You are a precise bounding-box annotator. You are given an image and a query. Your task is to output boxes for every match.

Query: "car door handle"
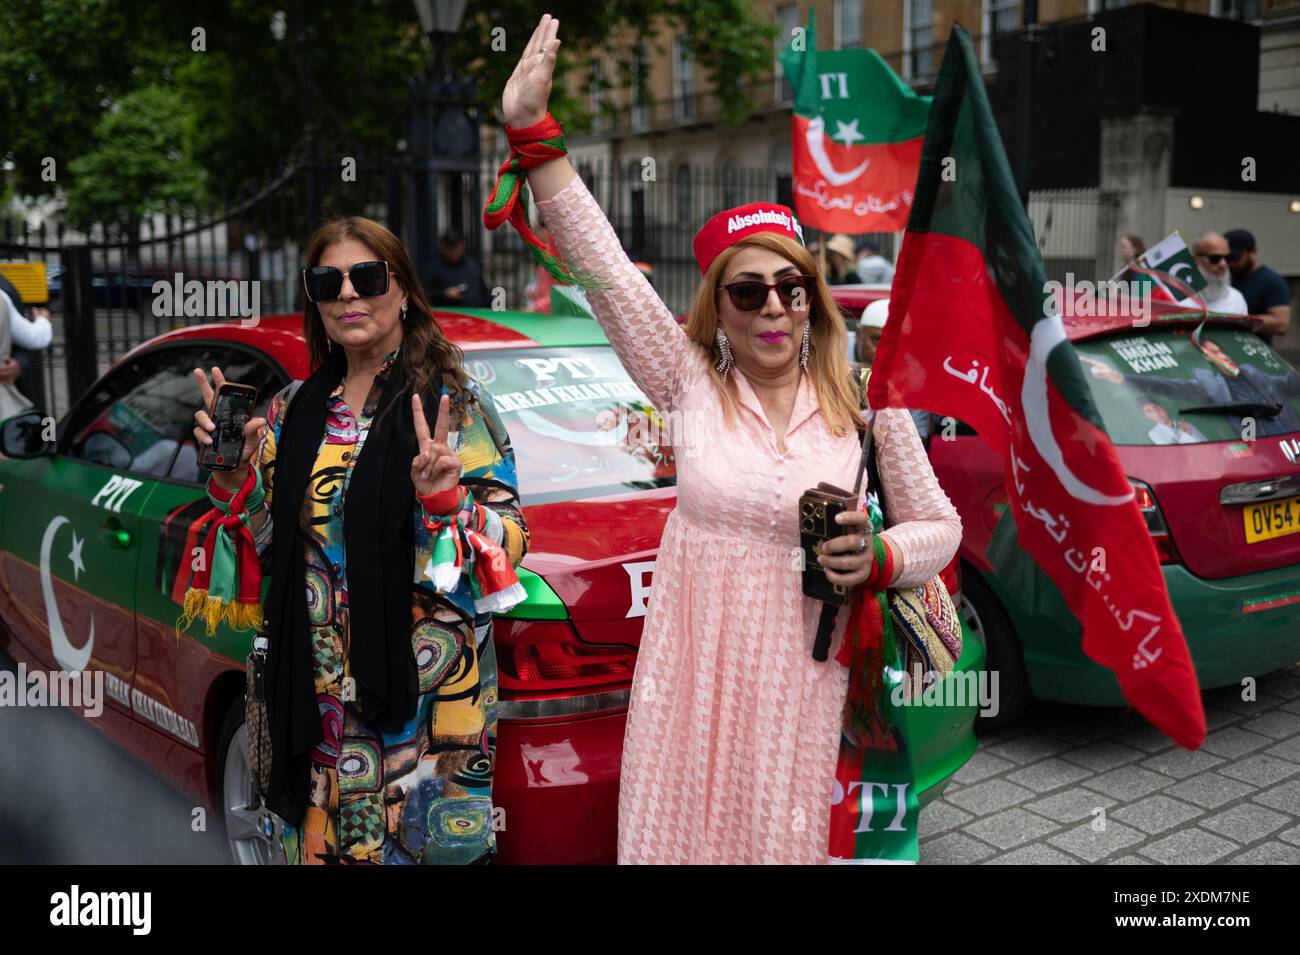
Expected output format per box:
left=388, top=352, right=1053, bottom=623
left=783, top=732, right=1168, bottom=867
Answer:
left=98, top=521, right=132, bottom=549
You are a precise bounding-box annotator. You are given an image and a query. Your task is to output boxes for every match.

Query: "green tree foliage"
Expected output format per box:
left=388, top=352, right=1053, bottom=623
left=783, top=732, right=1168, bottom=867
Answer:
left=63, top=85, right=207, bottom=233
left=2, top=0, right=775, bottom=221
left=0, top=0, right=144, bottom=197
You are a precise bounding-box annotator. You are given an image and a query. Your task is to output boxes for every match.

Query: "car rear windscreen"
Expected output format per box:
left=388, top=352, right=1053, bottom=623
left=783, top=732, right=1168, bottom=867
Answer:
left=1074, top=326, right=1300, bottom=445
left=472, top=346, right=677, bottom=504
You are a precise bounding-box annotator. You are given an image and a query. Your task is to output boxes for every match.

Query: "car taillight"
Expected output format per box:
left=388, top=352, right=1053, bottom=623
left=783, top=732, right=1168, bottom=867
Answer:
left=493, top=617, right=635, bottom=721
left=1129, top=478, right=1179, bottom=565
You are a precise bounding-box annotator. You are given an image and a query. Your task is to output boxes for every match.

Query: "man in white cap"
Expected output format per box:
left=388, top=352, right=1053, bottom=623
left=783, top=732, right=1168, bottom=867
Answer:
left=857, top=297, right=931, bottom=439
left=856, top=297, right=890, bottom=367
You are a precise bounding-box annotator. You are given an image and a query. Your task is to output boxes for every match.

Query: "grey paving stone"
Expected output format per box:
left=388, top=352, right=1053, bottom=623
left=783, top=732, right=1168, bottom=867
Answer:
left=1163, top=773, right=1258, bottom=810
left=1081, top=765, right=1174, bottom=801
left=1262, top=735, right=1300, bottom=763
left=1228, top=843, right=1300, bottom=864
left=981, top=733, right=1072, bottom=766
left=1111, top=795, right=1205, bottom=835
left=1282, top=699, right=1300, bottom=717
left=952, top=748, right=1017, bottom=785
left=1110, top=855, right=1154, bottom=865
left=1005, top=757, right=1095, bottom=794
left=1024, top=789, right=1116, bottom=824
left=1201, top=705, right=1245, bottom=731
left=983, top=844, right=1079, bottom=865
left=978, top=714, right=1056, bottom=742
left=1111, top=724, right=1178, bottom=755
left=1199, top=726, right=1274, bottom=759
left=1058, top=741, right=1145, bottom=773
left=944, top=778, right=1035, bottom=815
left=1259, top=673, right=1300, bottom=701
left=920, top=832, right=996, bottom=865
left=1048, top=820, right=1145, bottom=863
left=1042, top=717, right=1125, bottom=746
left=1138, top=746, right=1225, bottom=780
left=1138, top=829, right=1237, bottom=865
left=964, top=808, right=1061, bottom=850
left=1238, top=710, right=1300, bottom=740
left=1251, top=779, right=1300, bottom=815
left=919, top=799, right=973, bottom=834
left=1199, top=804, right=1291, bottom=844
left=1206, top=691, right=1287, bottom=716
left=1279, top=825, right=1300, bottom=848
left=1218, top=754, right=1300, bottom=788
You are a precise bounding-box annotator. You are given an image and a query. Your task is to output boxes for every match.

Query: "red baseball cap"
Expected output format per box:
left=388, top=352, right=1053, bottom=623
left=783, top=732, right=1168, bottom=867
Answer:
left=692, top=202, right=806, bottom=275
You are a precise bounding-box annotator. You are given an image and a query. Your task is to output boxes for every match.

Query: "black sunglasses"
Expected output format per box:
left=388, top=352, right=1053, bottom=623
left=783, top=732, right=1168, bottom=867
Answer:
left=717, top=275, right=815, bottom=312
left=302, top=260, right=390, bottom=302
left=1196, top=253, right=1232, bottom=265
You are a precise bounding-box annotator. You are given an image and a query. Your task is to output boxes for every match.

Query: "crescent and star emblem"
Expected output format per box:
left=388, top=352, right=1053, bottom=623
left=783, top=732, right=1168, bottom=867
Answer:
left=805, top=116, right=871, bottom=186
left=39, top=515, right=95, bottom=672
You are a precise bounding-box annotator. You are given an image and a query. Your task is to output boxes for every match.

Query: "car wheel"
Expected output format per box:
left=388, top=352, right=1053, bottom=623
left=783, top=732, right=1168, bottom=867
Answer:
left=960, top=564, right=1032, bottom=733
left=216, top=702, right=288, bottom=865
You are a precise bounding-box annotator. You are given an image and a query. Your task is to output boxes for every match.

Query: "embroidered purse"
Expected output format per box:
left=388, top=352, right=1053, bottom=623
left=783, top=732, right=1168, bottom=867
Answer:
left=858, top=375, right=962, bottom=700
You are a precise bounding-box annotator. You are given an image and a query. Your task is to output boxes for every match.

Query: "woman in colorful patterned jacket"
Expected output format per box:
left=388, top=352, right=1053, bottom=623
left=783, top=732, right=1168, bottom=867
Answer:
left=496, top=15, right=960, bottom=864
left=190, top=216, right=528, bottom=864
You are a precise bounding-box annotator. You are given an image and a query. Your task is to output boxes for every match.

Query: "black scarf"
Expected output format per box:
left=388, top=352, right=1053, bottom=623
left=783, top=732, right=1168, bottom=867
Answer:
left=261, top=345, right=442, bottom=827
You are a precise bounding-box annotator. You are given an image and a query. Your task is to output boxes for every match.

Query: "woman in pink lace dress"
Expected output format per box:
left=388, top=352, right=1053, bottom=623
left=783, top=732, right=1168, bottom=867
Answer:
left=504, top=16, right=961, bottom=864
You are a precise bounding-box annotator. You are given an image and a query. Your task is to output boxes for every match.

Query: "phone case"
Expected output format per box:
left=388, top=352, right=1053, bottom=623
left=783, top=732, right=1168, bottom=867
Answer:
left=201, top=383, right=257, bottom=472
left=799, top=481, right=858, bottom=605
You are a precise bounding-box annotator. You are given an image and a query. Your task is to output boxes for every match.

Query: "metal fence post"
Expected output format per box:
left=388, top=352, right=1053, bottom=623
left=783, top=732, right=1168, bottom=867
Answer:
left=60, top=245, right=98, bottom=404
left=24, top=348, right=47, bottom=412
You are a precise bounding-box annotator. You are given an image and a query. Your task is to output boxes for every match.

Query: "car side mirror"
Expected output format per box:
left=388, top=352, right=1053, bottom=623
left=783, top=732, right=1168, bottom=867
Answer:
left=0, top=409, right=55, bottom=459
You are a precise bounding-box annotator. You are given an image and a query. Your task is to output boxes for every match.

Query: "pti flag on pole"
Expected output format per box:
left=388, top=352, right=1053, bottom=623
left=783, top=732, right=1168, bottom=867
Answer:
left=868, top=27, right=1205, bottom=749
left=778, top=10, right=929, bottom=233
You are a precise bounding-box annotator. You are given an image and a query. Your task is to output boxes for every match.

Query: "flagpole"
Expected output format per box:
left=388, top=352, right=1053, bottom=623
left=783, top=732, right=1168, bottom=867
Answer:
left=817, top=231, right=828, bottom=279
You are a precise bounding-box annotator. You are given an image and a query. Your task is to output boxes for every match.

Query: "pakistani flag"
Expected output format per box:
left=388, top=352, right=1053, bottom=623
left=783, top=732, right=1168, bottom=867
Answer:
left=779, top=11, right=929, bottom=233
left=1121, top=231, right=1208, bottom=305
left=868, top=27, right=1206, bottom=750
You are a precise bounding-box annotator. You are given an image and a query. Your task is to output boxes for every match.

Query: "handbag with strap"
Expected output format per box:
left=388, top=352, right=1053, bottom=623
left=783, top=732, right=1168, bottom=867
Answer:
left=242, top=378, right=304, bottom=797
left=862, top=415, right=963, bottom=699
left=246, top=633, right=273, bottom=795
left=812, top=370, right=961, bottom=697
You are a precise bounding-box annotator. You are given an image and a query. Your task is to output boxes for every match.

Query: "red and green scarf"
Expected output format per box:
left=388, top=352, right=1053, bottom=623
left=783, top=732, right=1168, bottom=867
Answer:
left=828, top=463, right=920, bottom=864
left=178, top=466, right=265, bottom=636
left=482, top=112, right=606, bottom=292
left=420, top=485, right=526, bottom=615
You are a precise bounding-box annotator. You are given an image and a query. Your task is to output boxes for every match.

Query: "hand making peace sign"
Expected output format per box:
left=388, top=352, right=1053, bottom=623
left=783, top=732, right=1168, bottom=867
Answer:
left=411, top=392, right=462, bottom=498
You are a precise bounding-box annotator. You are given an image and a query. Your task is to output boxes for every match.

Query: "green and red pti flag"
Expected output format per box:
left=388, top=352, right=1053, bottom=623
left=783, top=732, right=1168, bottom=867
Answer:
left=779, top=11, right=929, bottom=233
left=869, top=27, right=1205, bottom=749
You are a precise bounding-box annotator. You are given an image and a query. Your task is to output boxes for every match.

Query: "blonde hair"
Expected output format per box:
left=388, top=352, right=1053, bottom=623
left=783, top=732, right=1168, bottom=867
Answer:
left=684, top=231, right=862, bottom=435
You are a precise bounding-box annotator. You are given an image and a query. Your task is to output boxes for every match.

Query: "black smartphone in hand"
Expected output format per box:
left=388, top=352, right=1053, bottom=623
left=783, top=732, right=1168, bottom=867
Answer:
left=200, top=381, right=258, bottom=471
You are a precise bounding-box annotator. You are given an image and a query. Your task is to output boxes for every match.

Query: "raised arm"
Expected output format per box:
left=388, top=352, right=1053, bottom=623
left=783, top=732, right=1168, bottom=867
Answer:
left=502, top=14, right=697, bottom=412
left=873, top=407, right=962, bottom=588
left=1, top=290, right=53, bottom=350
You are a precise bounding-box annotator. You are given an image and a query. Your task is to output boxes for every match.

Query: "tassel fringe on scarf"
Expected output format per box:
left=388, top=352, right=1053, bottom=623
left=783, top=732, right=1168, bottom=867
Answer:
left=483, top=112, right=608, bottom=293
left=177, top=467, right=265, bottom=637
left=421, top=486, right=526, bottom=615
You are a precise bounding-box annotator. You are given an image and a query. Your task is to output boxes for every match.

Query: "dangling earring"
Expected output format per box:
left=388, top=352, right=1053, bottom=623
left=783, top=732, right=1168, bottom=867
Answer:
left=401, top=301, right=409, bottom=321
left=715, top=328, right=734, bottom=381
left=799, top=321, right=811, bottom=370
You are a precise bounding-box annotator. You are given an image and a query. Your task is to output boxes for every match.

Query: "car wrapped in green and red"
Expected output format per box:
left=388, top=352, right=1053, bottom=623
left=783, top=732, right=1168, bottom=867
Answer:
left=880, top=295, right=1300, bottom=728
left=0, top=307, right=982, bottom=863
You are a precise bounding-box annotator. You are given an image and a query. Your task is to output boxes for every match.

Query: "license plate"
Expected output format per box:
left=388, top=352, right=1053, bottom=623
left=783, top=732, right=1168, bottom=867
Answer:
left=1243, top=495, right=1300, bottom=544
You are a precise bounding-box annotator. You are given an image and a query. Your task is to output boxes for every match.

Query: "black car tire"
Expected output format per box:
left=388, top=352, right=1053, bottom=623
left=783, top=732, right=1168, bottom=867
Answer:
left=960, top=563, right=1032, bottom=733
